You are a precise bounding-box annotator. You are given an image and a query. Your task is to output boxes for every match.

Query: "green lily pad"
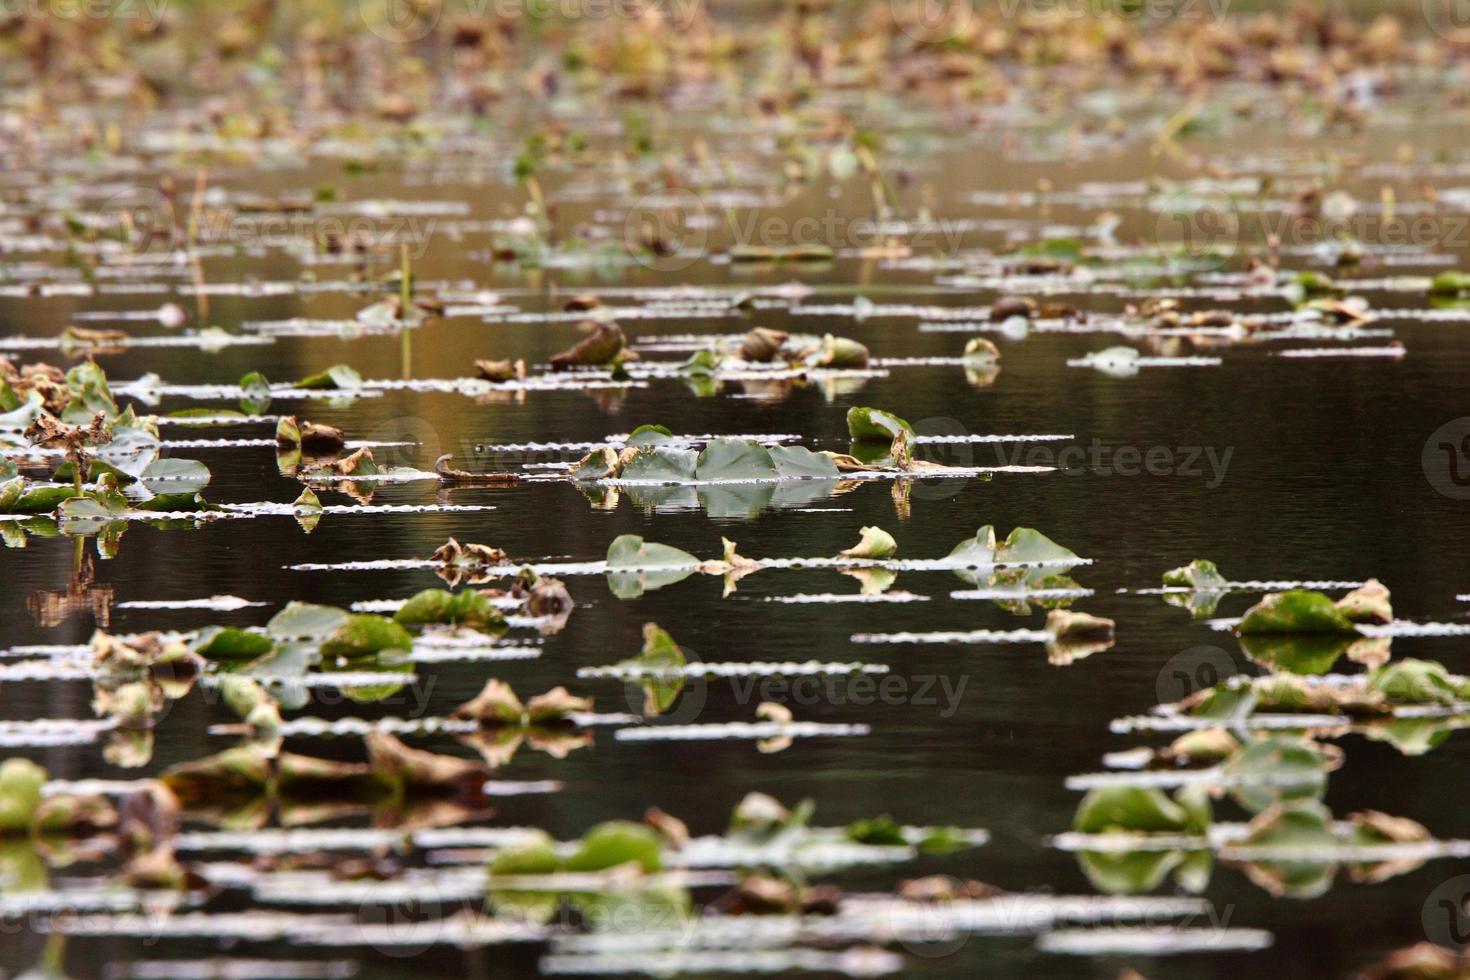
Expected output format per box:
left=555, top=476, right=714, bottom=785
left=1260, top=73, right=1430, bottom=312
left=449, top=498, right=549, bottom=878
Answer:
left=846, top=406, right=913, bottom=442
left=194, top=627, right=276, bottom=661
left=768, top=444, right=840, bottom=478
left=0, top=758, right=46, bottom=834
left=1236, top=590, right=1359, bottom=635
left=564, top=821, right=663, bottom=874
left=320, top=614, right=413, bottom=660
left=694, top=438, right=776, bottom=480
left=620, top=447, right=698, bottom=482
left=267, top=602, right=349, bottom=642
left=1163, top=559, right=1226, bottom=590
left=394, top=589, right=502, bottom=629
left=296, top=364, right=363, bottom=390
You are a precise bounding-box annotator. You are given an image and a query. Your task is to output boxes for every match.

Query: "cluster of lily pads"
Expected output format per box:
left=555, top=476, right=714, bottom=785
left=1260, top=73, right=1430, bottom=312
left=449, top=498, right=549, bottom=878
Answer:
left=1055, top=565, right=1470, bottom=932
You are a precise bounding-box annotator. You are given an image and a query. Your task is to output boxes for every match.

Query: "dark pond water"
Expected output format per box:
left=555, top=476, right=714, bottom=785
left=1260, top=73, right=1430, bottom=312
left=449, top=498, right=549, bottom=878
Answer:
left=4, top=99, right=1470, bottom=979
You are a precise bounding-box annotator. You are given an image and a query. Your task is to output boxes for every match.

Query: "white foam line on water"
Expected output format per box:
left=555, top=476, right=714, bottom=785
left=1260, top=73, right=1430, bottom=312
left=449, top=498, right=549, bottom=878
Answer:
left=474, top=434, right=801, bottom=452
left=1128, top=579, right=1365, bottom=594
left=870, top=356, right=986, bottom=366
left=1064, top=767, right=1323, bottom=791
left=1275, top=346, right=1406, bottom=358
left=1066, top=356, right=1223, bottom=368
left=539, top=949, right=904, bottom=976
left=579, top=661, right=889, bottom=679
left=406, top=645, right=542, bottom=664
left=197, top=672, right=422, bottom=690
left=1109, top=713, right=1349, bottom=734
left=1037, top=928, right=1273, bottom=956
left=951, top=587, right=1094, bottom=601
left=1218, top=840, right=1470, bottom=862
left=287, top=556, right=1092, bottom=575
left=912, top=433, right=1073, bottom=444
left=174, top=826, right=548, bottom=854
left=248, top=713, right=633, bottom=738
left=765, top=592, right=929, bottom=604
left=117, top=595, right=267, bottom=610
left=43, top=778, right=158, bottom=797
left=0, top=718, right=116, bottom=747
left=127, top=958, right=359, bottom=980
left=154, top=414, right=277, bottom=427
left=594, top=466, right=1053, bottom=486
left=349, top=596, right=526, bottom=612
left=0, top=889, right=191, bottom=915
left=1359, top=621, right=1470, bottom=637
left=0, top=661, right=94, bottom=681
left=0, top=334, right=273, bottom=351
left=221, top=502, right=496, bottom=517
left=852, top=628, right=1053, bottom=645
left=614, top=721, right=870, bottom=741
left=0, top=439, right=402, bottom=457
left=44, top=911, right=552, bottom=944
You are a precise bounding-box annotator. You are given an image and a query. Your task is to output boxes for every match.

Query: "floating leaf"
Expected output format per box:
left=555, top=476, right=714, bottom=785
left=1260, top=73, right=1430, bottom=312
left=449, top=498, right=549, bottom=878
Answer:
left=454, top=679, right=526, bottom=726
left=1162, top=559, right=1226, bottom=590
left=695, top=437, right=776, bottom=480
left=193, top=627, right=275, bottom=661
left=626, top=424, right=674, bottom=447
left=0, top=758, right=45, bottom=834
left=1336, top=579, right=1392, bottom=625
left=620, top=446, right=698, bottom=482
left=489, top=831, right=560, bottom=875
left=295, top=364, right=363, bottom=391
left=839, top=526, right=897, bottom=560
left=606, top=535, right=699, bottom=598
left=1074, top=785, right=1210, bottom=835
left=1236, top=590, right=1359, bottom=635
left=846, top=407, right=913, bottom=442
left=393, top=589, right=503, bottom=629
left=564, top=821, right=663, bottom=874
left=319, top=615, right=413, bottom=660
left=266, top=601, right=348, bottom=641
